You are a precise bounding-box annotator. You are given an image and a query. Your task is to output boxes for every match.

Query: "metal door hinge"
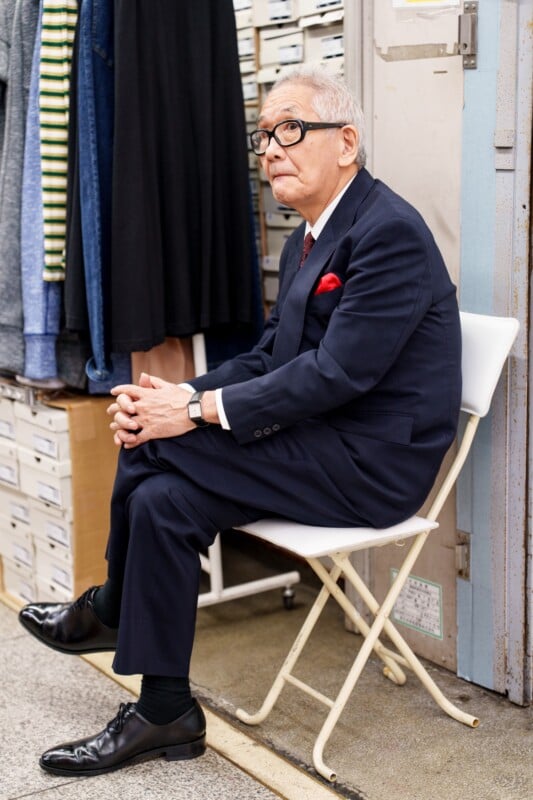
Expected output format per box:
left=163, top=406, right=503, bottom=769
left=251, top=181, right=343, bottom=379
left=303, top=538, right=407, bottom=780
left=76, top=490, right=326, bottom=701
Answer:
left=456, top=531, right=471, bottom=580
left=459, top=1, right=478, bottom=69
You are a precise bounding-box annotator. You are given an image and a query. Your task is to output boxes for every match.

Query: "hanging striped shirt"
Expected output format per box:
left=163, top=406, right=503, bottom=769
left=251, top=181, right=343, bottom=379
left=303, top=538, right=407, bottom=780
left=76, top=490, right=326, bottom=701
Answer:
left=39, top=0, right=78, bottom=281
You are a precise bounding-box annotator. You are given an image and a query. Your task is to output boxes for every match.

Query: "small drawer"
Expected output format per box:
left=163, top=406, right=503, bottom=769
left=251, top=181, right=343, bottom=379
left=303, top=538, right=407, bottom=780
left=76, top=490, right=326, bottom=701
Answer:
left=18, top=446, right=72, bottom=509
left=30, top=500, right=74, bottom=552
left=0, top=486, right=31, bottom=526
left=34, top=541, right=74, bottom=593
left=0, top=397, right=16, bottom=441
left=1, top=557, right=36, bottom=604
left=0, top=522, right=34, bottom=569
left=0, top=439, right=19, bottom=490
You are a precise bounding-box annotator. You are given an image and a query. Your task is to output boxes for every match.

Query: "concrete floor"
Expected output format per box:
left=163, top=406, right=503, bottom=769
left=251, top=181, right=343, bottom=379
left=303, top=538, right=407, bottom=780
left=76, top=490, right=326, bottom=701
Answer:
left=2, top=532, right=533, bottom=800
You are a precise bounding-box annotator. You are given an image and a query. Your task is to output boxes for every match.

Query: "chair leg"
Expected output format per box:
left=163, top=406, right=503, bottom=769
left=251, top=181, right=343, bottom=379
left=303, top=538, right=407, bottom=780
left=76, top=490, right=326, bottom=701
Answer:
left=309, top=557, right=407, bottom=686
left=236, top=562, right=344, bottom=726
left=338, top=552, right=480, bottom=729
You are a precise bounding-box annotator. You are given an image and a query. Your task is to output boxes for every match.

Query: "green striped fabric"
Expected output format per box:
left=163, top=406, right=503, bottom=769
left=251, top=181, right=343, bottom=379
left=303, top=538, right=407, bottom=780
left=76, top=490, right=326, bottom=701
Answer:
left=39, top=0, right=78, bottom=281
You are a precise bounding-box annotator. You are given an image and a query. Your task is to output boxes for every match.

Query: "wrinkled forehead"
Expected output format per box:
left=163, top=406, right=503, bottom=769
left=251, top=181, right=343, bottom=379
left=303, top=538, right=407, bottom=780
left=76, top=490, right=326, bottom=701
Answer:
left=258, top=83, right=317, bottom=126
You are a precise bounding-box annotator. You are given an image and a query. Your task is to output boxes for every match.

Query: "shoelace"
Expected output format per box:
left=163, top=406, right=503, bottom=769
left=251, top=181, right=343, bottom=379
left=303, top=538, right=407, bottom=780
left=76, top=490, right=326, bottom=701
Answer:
left=107, top=702, right=135, bottom=734
left=71, top=586, right=98, bottom=611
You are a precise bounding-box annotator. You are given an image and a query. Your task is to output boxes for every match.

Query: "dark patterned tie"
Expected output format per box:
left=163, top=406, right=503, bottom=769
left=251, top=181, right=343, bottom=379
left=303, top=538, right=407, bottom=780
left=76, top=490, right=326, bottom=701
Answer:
left=299, top=231, right=315, bottom=267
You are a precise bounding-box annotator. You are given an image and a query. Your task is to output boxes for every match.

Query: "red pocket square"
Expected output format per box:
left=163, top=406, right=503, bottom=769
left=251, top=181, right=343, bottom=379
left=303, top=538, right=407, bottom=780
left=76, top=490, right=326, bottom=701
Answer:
left=314, top=272, right=343, bottom=295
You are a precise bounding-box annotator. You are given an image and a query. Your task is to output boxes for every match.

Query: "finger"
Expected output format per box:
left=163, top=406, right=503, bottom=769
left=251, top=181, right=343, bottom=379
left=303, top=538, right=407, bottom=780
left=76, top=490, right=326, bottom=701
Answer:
left=138, top=372, right=152, bottom=388
left=114, top=410, right=142, bottom=430
left=110, top=383, right=143, bottom=399
left=106, top=401, right=120, bottom=417
left=115, top=392, right=138, bottom=414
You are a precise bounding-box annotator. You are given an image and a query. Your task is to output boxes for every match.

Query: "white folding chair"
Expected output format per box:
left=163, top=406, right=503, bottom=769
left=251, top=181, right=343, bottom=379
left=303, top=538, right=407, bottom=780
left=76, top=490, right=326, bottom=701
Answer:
left=234, top=311, right=520, bottom=782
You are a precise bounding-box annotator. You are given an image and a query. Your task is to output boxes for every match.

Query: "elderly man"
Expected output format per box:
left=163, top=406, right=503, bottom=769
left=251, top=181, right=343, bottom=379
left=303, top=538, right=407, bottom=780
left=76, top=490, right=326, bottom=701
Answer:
left=19, top=66, right=461, bottom=776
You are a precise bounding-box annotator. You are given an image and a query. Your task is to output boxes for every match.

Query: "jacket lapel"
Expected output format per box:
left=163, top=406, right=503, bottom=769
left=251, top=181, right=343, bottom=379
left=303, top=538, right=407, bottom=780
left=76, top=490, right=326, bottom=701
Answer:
left=271, top=169, right=375, bottom=367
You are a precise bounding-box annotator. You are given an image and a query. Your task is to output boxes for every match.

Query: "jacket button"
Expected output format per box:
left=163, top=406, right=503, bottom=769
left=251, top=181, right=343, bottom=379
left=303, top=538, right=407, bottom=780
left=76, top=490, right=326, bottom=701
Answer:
left=272, top=423, right=280, bottom=431
left=254, top=429, right=262, bottom=438
left=263, top=427, right=272, bottom=435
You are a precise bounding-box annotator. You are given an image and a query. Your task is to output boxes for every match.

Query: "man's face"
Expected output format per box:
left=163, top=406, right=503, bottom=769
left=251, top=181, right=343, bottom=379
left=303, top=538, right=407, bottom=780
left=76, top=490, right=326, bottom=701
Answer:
left=257, top=83, right=349, bottom=223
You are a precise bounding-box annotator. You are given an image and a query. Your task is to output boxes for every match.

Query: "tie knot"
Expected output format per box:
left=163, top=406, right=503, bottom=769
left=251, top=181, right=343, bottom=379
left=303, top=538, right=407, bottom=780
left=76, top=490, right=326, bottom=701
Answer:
left=299, top=232, right=315, bottom=267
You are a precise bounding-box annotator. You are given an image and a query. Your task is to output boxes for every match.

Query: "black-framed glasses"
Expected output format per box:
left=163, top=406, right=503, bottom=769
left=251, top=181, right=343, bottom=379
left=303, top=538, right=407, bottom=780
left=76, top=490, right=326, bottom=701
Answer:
left=249, top=118, right=347, bottom=156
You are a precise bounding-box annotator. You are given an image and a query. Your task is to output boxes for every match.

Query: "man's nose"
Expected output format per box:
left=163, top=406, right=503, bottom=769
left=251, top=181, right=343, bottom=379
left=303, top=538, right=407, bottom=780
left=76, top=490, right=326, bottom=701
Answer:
left=263, top=134, right=285, bottom=159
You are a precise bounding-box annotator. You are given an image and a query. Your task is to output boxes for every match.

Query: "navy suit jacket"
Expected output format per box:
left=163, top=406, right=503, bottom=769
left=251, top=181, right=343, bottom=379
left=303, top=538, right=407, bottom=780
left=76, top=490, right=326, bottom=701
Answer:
left=192, top=168, right=461, bottom=526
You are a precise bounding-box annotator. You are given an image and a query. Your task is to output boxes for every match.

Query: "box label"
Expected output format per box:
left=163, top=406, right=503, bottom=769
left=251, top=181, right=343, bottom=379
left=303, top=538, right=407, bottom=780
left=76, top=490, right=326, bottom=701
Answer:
left=279, top=43, right=303, bottom=64
left=391, top=569, right=443, bottom=639
left=37, top=481, right=61, bottom=506
left=45, top=519, right=70, bottom=548
left=321, top=34, right=344, bottom=59
left=52, top=564, right=72, bottom=591
left=10, top=501, right=30, bottom=524
left=33, top=433, right=58, bottom=459
left=0, top=464, right=17, bottom=486
left=0, top=420, right=15, bottom=439
left=269, top=0, right=292, bottom=21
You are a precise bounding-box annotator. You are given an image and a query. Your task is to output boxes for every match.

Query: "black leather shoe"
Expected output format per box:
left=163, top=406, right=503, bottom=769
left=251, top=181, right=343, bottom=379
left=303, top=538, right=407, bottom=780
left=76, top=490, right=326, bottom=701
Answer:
left=18, top=586, right=118, bottom=655
left=40, top=701, right=206, bottom=776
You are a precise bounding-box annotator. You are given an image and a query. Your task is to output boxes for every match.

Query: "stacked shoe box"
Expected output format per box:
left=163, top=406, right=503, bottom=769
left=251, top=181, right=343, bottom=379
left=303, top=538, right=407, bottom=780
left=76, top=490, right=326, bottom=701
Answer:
left=0, top=392, right=117, bottom=605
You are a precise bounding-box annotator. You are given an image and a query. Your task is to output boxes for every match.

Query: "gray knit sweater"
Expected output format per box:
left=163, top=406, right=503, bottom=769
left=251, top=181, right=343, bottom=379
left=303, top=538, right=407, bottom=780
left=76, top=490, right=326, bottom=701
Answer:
left=0, top=0, right=39, bottom=375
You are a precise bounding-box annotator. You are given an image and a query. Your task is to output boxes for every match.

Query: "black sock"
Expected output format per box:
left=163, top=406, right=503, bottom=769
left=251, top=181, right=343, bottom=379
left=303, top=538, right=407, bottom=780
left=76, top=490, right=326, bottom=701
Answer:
left=92, top=578, right=122, bottom=628
left=136, top=675, right=194, bottom=724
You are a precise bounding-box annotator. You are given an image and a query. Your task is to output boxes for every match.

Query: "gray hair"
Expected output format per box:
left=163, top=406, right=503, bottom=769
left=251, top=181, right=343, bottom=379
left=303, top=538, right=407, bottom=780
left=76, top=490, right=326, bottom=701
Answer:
left=270, top=65, right=367, bottom=168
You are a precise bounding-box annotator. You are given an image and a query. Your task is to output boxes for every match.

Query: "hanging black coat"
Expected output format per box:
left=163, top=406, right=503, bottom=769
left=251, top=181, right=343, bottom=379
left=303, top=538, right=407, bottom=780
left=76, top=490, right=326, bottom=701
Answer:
left=111, top=0, right=255, bottom=352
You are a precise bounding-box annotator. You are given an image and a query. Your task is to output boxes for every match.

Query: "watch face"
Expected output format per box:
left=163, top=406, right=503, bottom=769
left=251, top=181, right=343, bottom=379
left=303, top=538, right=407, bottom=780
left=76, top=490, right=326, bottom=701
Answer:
left=189, top=402, right=202, bottom=418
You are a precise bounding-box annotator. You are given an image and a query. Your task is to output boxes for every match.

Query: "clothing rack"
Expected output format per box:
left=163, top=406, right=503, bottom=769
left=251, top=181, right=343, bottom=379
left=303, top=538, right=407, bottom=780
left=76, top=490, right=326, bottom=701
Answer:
left=192, top=334, right=300, bottom=609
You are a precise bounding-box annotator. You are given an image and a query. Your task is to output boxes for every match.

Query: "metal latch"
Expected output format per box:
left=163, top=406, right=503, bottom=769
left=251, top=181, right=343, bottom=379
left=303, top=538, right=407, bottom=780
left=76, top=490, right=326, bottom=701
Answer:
left=458, top=1, right=478, bottom=69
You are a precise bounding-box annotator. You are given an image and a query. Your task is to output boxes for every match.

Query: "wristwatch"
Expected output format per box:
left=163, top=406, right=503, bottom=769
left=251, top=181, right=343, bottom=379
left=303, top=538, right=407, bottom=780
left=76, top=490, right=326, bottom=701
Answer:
left=187, top=390, right=210, bottom=428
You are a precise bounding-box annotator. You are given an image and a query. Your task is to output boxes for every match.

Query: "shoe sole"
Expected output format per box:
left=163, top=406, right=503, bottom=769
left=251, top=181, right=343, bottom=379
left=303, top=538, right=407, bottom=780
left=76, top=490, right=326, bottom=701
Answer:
left=18, top=614, right=117, bottom=656
left=39, top=736, right=207, bottom=776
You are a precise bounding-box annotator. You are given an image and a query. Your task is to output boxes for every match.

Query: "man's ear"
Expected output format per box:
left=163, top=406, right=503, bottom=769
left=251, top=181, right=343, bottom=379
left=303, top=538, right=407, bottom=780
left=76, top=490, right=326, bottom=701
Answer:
left=338, top=125, right=359, bottom=167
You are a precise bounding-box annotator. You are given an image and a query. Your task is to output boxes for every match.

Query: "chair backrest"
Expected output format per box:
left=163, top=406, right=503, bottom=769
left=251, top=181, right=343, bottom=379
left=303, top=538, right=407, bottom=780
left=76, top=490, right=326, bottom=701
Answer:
left=460, top=311, right=520, bottom=417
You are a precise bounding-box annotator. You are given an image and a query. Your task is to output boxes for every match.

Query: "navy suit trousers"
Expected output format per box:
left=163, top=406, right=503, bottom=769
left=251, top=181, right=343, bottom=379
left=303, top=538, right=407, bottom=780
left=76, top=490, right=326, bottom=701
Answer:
left=106, top=422, right=369, bottom=677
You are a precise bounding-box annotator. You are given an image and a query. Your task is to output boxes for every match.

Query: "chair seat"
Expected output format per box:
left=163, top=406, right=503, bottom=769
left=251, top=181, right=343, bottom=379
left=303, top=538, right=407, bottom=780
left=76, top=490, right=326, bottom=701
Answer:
left=237, top=515, right=439, bottom=559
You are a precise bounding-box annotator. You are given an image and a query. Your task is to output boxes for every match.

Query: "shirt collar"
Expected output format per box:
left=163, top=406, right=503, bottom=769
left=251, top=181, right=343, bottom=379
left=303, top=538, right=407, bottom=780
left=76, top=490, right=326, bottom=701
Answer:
left=306, top=175, right=356, bottom=241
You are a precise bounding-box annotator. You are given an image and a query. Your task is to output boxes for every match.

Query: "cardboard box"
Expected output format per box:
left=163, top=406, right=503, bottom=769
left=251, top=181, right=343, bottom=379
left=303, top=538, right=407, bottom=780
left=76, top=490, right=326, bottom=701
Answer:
left=0, top=486, right=31, bottom=526
left=0, top=397, right=16, bottom=441
left=1, top=557, right=36, bottom=604
left=0, top=439, right=18, bottom=490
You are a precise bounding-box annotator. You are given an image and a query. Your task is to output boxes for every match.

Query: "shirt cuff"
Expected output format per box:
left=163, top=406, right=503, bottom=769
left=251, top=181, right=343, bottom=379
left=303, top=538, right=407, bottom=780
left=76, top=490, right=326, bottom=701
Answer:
left=178, top=383, right=195, bottom=393
left=215, top=388, right=231, bottom=430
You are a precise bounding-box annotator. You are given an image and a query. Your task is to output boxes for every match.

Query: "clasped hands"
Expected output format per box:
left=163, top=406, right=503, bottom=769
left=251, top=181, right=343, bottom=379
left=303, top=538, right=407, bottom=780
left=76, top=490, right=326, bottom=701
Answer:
left=107, top=372, right=195, bottom=448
